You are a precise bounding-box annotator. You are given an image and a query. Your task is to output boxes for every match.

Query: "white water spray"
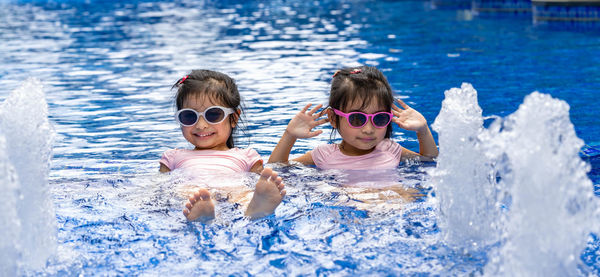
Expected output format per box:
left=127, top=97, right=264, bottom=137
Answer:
left=0, top=132, right=21, bottom=276
left=0, top=78, right=56, bottom=273
left=431, top=83, right=599, bottom=275
left=430, top=83, right=502, bottom=251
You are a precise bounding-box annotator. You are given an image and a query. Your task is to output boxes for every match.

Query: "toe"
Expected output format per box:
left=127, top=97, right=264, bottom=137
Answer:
left=197, top=189, right=211, bottom=200
left=269, top=171, right=279, bottom=181
left=260, top=167, right=273, bottom=180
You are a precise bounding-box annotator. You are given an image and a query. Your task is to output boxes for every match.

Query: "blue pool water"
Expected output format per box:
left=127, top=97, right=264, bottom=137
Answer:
left=1, top=0, right=599, bottom=275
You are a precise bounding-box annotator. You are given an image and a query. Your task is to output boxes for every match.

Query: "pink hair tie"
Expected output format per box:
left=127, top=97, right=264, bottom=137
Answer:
left=178, top=75, right=189, bottom=86
left=333, top=68, right=361, bottom=78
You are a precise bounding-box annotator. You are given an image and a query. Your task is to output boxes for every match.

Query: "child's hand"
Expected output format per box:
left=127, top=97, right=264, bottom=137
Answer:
left=286, top=103, right=328, bottom=139
left=392, top=99, right=428, bottom=133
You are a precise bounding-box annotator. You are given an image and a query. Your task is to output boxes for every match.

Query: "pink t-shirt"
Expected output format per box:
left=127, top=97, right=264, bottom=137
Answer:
left=311, top=139, right=403, bottom=170
left=159, top=148, right=262, bottom=174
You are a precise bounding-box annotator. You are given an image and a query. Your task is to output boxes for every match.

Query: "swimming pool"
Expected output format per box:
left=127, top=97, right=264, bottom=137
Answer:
left=1, top=0, right=599, bottom=275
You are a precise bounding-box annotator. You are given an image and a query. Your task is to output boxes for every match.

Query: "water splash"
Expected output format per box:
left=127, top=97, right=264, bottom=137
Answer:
left=431, top=83, right=599, bottom=275
left=0, top=132, right=21, bottom=276
left=430, top=83, right=502, bottom=251
left=0, top=78, right=56, bottom=272
left=484, top=92, right=599, bottom=276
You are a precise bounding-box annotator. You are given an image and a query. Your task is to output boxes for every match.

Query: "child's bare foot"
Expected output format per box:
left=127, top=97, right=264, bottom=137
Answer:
left=183, top=188, right=215, bottom=222
left=245, top=168, right=286, bottom=219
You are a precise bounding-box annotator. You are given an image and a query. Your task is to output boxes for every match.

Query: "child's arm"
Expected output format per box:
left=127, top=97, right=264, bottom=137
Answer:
left=392, top=99, right=439, bottom=162
left=268, top=103, right=328, bottom=164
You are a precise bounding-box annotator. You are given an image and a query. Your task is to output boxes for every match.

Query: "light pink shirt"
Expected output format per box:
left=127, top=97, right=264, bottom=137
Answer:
left=160, top=148, right=262, bottom=173
left=311, top=139, right=403, bottom=170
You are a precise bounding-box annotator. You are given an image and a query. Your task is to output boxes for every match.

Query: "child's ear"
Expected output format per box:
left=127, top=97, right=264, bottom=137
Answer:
left=327, top=108, right=337, bottom=129
left=231, top=108, right=241, bottom=128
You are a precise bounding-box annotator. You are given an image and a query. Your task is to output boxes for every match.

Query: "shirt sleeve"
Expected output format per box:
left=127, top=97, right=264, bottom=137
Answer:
left=159, top=149, right=177, bottom=170
left=242, top=148, right=263, bottom=172
left=311, top=144, right=329, bottom=169
left=381, top=139, right=403, bottom=161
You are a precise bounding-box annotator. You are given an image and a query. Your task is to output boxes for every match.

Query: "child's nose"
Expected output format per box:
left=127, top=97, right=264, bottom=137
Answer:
left=361, top=120, right=375, bottom=133
left=194, top=116, right=210, bottom=128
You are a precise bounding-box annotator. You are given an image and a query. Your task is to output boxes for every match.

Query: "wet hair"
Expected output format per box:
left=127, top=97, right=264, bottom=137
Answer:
left=172, top=69, right=242, bottom=148
left=329, top=65, right=395, bottom=138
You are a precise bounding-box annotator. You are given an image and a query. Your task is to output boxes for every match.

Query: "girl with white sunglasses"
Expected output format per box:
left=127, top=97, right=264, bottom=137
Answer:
left=160, top=69, right=285, bottom=222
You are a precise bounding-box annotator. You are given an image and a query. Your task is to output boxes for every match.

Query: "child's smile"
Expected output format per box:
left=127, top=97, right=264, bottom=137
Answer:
left=193, top=132, right=215, bottom=138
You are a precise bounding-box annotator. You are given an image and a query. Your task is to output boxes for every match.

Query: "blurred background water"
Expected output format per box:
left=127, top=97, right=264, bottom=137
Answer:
left=1, top=0, right=599, bottom=275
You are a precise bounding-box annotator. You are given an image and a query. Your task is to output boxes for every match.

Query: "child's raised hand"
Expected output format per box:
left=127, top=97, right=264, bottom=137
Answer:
left=392, top=99, right=428, bottom=132
left=286, top=103, right=328, bottom=139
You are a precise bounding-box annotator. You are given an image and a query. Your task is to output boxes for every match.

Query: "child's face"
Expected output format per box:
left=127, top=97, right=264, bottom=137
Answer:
left=330, top=99, right=388, bottom=155
left=180, top=94, right=237, bottom=151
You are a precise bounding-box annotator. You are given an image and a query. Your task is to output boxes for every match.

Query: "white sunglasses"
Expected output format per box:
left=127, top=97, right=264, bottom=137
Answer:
left=174, top=106, right=235, bottom=126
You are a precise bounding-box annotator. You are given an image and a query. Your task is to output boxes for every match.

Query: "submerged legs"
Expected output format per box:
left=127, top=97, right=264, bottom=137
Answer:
left=183, top=168, right=286, bottom=222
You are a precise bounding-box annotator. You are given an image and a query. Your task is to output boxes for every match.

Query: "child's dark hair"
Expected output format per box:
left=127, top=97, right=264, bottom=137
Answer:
left=172, top=69, right=242, bottom=148
left=329, top=65, right=394, bottom=138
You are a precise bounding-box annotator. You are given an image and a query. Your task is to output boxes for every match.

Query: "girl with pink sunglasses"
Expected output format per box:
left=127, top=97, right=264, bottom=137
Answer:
left=160, top=70, right=285, bottom=222
left=269, top=65, right=438, bottom=171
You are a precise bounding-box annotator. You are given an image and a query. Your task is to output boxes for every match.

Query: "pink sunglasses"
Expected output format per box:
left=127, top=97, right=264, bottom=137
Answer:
left=332, top=108, right=393, bottom=128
